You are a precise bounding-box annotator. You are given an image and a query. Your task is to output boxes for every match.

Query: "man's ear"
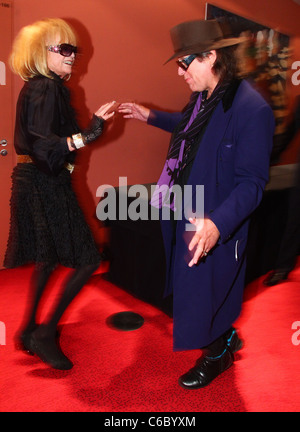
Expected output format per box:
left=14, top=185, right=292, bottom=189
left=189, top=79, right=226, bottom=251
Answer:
left=207, top=50, right=217, bottom=67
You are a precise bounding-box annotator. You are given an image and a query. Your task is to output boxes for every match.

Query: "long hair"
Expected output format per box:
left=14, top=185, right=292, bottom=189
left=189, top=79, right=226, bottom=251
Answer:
left=9, top=18, right=77, bottom=81
left=213, top=45, right=238, bottom=81
left=197, top=46, right=238, bottom=82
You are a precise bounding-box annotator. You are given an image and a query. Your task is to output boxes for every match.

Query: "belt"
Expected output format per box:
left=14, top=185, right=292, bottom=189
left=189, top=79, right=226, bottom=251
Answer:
left=17, top=155, right=75, bottom=174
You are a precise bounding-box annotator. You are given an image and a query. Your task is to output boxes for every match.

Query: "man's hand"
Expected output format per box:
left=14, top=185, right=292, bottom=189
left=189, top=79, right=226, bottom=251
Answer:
left=188, top=217, right=220, bottom=267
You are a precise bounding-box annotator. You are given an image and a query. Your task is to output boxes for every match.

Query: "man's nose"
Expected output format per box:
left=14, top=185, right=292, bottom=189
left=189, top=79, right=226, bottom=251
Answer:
left=178, top=66, right=186, bottom=76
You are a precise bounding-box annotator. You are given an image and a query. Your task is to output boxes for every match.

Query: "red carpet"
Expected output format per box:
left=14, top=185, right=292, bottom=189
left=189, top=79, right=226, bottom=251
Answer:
left=0, top=260, right=300, bottom=412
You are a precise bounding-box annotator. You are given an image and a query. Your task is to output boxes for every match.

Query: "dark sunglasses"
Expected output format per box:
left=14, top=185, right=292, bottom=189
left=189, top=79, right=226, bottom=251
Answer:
left=47, top=43, right=78, bottom=57
left=176, top=54, right=198, bottom=71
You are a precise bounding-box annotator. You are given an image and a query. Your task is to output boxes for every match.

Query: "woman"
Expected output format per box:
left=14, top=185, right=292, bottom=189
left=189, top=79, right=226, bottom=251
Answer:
left=119, top=20, right=275, bottom=388
left=5, top=18, right=116, bottom=370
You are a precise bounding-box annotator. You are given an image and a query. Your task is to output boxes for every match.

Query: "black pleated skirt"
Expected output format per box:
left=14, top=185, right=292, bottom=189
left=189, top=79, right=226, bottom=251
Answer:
left=4, top=163, right=101, bottom=269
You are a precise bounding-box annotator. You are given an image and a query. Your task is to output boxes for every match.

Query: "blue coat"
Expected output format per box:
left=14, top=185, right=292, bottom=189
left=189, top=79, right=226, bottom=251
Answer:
left=151, top=80, right=275, bottom=351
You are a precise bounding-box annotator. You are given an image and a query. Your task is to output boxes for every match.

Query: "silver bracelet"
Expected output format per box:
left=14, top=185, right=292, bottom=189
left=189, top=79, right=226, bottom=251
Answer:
left=72, top=133, right=85, bottom=149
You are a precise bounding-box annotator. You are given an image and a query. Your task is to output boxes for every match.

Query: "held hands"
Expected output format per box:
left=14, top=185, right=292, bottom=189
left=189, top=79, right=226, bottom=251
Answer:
left=118, top=102, right=150, bottom=122
left=187, top=218, right=220, bottom=267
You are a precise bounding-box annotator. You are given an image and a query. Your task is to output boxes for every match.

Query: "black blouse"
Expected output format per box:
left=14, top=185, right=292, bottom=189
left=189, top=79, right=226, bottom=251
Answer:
left=14, top=72, right=79, bottom=176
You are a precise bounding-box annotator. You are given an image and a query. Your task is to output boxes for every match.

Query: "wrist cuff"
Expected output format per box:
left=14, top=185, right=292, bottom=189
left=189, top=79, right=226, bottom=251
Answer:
left=72, top=133, right=85, bottom=149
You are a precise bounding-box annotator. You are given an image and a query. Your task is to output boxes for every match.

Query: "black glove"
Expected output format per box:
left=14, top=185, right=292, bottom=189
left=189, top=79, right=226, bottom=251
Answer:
left=82, top=114, right=105, bottom=144
left=71, top=115, right=104, bottom=149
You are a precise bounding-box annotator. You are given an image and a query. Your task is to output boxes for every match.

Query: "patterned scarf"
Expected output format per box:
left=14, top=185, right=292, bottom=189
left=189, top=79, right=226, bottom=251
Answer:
left=151, top=79, right=231, bottom=210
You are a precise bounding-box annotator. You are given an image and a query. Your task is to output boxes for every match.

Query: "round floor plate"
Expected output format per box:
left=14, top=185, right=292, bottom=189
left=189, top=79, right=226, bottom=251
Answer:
left=107, top=311, right=144, bottom=331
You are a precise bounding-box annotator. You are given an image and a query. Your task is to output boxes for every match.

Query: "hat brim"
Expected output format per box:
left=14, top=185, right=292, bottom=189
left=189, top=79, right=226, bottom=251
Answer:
left=164, top=36, right=247, bottom=65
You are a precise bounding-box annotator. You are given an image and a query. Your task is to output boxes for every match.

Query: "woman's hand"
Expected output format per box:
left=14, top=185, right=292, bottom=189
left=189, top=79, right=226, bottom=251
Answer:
left=187, top=217, right=220, bottom=267
left=118, top=102, right=150, bottom=122
left=67, top=101, right=117, bottom=151
left=95, top=101, right=118, bottom=120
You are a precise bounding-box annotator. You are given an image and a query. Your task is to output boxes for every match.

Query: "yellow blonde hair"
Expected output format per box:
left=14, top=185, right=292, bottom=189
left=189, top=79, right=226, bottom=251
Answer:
left=9, top=18, right=77, bottom=81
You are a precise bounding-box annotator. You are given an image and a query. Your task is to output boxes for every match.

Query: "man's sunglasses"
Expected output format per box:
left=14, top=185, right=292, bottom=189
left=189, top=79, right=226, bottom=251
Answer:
left=47, top=43, right=78, bottom=57
left=176, top=54, right=198, bottom=71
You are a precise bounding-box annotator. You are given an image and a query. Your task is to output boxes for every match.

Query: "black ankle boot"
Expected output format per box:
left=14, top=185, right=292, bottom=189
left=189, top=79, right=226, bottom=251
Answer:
left=28, top=326, right=73, bottom=370
left=178, top=348, right=233, bottom=389
left=16, top=325, right=61, bottom=355
left=15, top=326, right=38, bottom=355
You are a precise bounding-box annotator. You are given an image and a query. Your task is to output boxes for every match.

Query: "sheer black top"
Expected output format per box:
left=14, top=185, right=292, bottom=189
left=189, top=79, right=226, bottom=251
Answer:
left=14, top=72, right=79, bottom=176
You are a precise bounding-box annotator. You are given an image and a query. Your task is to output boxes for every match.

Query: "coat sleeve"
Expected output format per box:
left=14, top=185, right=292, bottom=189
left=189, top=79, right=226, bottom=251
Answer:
left=26, top=79, right=73, bottom=176
left=210, top=101, right=275, bottom=242
left=146, top=92, right=199, bottom=132
left=147, top=110, right=182, bottom=132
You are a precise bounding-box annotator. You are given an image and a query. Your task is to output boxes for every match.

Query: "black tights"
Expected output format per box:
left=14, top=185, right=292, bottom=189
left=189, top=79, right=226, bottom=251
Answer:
left=23, top=262, right=99, bottom=338
left=22, top=262, right=56, bottom=334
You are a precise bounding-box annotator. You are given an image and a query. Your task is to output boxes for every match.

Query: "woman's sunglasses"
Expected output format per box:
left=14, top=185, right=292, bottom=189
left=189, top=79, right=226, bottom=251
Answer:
left=47, top=43, right=78, bottom=57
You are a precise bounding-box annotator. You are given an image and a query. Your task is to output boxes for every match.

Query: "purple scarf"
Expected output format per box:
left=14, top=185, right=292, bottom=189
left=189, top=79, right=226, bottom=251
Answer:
left=151, top=80, right=230, bottom=211
left=151, top=92, right=202, bottom=210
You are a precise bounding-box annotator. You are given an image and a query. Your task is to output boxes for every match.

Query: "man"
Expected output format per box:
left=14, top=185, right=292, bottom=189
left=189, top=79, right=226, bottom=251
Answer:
left=119, top=19, right=275, bottom=388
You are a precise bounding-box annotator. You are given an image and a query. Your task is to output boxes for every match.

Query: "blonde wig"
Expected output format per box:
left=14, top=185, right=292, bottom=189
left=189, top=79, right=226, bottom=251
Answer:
left=10, top=18, right=77, bottom=81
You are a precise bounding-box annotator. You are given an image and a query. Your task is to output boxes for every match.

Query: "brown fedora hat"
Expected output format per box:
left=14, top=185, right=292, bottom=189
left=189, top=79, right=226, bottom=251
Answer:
left=165, top=19, right=245, bottom=64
